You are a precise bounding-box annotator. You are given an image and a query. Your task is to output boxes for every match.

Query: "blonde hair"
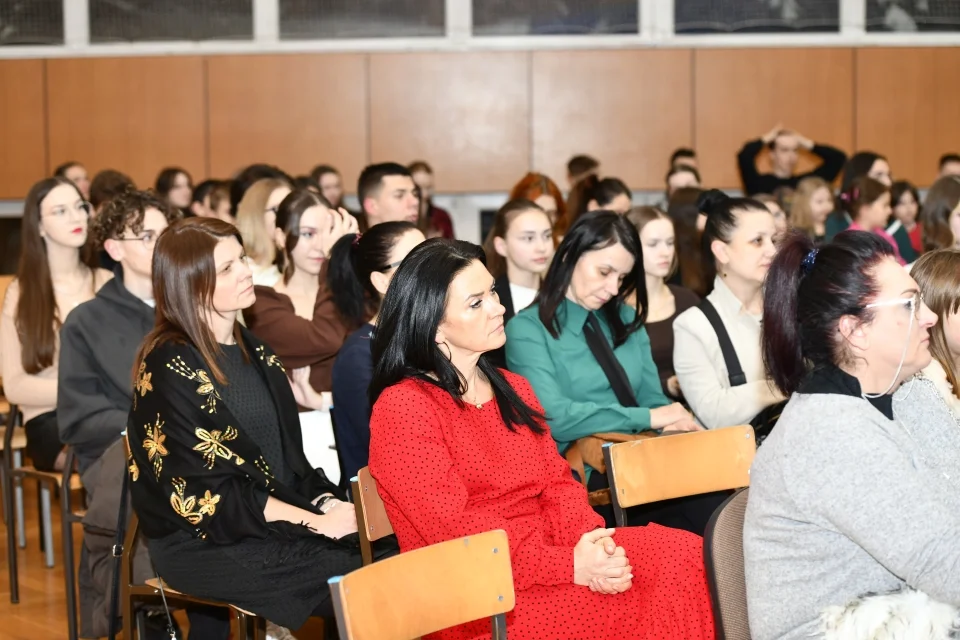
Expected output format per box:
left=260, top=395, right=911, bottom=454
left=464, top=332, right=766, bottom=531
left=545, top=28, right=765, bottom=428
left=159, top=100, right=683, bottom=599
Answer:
left=790, top=177, right=832, bottom=236
left=236, top=178, right=289, bottom=266
left=911, top=249, right=960, bottom=397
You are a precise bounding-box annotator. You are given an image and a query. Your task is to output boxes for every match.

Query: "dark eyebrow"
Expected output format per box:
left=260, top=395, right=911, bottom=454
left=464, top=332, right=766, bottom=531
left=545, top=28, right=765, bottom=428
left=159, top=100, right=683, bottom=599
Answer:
left=901, top=287, right=919, bottom=296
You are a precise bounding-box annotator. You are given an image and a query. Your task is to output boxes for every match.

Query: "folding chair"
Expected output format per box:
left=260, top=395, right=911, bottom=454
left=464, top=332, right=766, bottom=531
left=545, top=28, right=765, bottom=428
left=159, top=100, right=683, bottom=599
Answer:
left=602, top=425, right=756, bottom=527
left=351, top=467, right=394, bottom=566
left=329, top=529, right=514, bottom=640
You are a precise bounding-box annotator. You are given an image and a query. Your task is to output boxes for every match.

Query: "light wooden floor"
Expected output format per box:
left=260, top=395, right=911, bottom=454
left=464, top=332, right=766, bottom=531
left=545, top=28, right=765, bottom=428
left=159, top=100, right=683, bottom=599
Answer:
left=0, top=479, right=327, bottom=639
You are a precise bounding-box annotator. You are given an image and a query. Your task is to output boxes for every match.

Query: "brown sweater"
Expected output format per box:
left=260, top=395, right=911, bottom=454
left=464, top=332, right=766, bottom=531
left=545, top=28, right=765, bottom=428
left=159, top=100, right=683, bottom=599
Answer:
left=244, top=283, right=353, bottom=393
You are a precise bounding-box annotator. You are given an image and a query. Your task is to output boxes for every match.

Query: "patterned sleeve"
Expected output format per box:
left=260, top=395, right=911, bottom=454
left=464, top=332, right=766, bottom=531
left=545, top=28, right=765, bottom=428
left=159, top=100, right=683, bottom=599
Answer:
left=128, top=347, right=271, bottom=544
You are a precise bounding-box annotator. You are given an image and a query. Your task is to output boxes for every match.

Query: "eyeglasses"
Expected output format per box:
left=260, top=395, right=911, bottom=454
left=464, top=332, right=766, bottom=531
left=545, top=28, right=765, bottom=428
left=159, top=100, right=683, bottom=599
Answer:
left=863, top=291, right=924, bottom=319
left=114, top=230, right=159, bottom=248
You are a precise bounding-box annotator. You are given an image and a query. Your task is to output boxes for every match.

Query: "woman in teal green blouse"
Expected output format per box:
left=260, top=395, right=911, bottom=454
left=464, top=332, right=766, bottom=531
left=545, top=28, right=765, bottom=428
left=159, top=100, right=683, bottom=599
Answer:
left=506, top=211, right=710, bottom=530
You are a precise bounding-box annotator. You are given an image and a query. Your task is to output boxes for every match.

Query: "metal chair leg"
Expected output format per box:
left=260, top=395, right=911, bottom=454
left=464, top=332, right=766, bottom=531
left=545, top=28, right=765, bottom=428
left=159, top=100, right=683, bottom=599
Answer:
left=2, top=455, right=18, bottom=603
left=12, top=449, right=24, bottom=548
left=63, top=514, right=78, bottom=639
left=40, top=483, right=54, bottom=568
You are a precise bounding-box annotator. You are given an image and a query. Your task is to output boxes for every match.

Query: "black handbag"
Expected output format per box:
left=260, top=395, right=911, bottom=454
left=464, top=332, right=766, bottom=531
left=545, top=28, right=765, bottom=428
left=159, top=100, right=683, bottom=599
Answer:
left=698, top=299, right=784, bottom=445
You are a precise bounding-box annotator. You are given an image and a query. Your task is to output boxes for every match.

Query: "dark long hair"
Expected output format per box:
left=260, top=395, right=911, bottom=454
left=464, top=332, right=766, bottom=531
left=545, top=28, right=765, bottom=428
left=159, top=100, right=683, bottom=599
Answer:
left=154, top=167, right=192, bottom=199
left=841, top=151, right=887, bottom=192
left=762, top=230, right=894, bottom=396
left=920, top=176, right=960, bottom=253
left=327, top=221, right=419, bottom=326
left=535, top=211, right=645, bottom=348
left=133, top=218, right=248, bottom=386
left=16, top=177, right=97, bottom=373
left=667, top=187, right=707, bottom=296
left=369, top=238, right=546, bottom=434
left=561, top=175, right=631, bottom=235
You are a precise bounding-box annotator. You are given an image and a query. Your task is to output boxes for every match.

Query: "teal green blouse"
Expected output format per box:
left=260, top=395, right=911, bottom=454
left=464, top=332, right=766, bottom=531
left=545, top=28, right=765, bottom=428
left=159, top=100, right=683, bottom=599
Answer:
left=505, top=298, right=671, bottom=455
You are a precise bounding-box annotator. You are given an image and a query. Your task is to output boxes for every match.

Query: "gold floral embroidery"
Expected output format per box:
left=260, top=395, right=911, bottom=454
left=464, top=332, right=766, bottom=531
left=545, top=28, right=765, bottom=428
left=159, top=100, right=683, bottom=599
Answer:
left=169, top=478, right=219, bottom=525
left=128, top=457, right=140, bottom=482
left=254, top=456, right=274, bottom=485
left=135, top=362, right=153, bottom=397
left=167, top=357, right=221, bottom=413
left=255, top=346, right=285, bottom=372
left=142, top=414, right=168, bottom=479
left=192, top=427, right=245, bottom=469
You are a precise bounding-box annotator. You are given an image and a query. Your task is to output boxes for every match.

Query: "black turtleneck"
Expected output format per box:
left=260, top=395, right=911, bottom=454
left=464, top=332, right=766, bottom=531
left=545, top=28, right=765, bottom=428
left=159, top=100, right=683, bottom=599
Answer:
left=798, top=364, right=894, bottom=420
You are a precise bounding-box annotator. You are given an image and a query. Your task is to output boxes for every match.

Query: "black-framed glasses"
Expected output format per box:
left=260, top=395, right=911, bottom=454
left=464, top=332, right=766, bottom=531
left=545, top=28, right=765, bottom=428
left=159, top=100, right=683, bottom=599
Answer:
left=114, top=230, right=159, bottom=248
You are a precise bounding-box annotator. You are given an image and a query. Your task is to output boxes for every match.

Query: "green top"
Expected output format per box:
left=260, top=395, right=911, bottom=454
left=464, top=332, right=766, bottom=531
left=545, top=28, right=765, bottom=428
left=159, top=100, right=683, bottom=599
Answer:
left=505, top=298, right=671, bottom=455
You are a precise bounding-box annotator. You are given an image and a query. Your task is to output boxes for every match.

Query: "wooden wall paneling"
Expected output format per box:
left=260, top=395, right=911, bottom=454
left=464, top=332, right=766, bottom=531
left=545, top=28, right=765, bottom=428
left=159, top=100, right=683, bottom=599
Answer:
left=206, top=53, right=369, bottom=191
left=856, top=47, right=960, bottom=187
left=368, top=52, right=531, bottom=193
left=531, top=49, right=694, bottom=193
left=46, top=57, right=206, bottom=190
left=694, top=48, right=855, bottom=190
left=0, top=60, right=48, bottom=199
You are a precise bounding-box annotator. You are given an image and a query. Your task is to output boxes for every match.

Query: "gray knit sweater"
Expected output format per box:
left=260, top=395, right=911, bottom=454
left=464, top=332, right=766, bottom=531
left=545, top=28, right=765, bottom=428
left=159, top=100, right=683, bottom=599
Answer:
left=743, top=369, right=960, bottom=640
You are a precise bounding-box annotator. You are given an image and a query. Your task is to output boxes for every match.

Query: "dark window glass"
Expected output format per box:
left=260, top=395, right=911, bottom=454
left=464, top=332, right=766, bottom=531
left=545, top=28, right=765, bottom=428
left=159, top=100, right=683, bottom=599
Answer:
left=279, top=0, right=444, bottom=39
left=0, top=0, right=64, bottom=45
left=473, top=0, right=638, bottom=36
left=90, top=0, right=253, bottom=42
left=675, top=0, right=840, bottom=34
left=866, top=0, right=960, bottom=32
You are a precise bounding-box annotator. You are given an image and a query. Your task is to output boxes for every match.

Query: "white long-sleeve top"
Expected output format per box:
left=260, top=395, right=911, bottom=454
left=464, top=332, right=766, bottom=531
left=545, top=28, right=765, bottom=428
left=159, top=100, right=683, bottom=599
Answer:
left=671, top=275, right=783, bottom=429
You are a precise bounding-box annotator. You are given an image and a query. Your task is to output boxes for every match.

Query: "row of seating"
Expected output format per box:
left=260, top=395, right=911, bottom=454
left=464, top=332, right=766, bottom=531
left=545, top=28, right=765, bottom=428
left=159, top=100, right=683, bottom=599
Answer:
left=1, top=394, right=756, bottom=639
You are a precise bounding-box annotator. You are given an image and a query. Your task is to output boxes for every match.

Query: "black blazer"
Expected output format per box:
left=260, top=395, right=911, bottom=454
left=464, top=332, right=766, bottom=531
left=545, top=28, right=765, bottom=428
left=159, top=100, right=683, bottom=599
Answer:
left=127, top=327, right=342, bottom=545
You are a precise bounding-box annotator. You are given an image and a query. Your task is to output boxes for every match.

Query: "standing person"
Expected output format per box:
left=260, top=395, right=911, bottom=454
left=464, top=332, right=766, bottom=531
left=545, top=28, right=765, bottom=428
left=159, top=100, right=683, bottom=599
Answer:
left=1, top=177, right=112, bottom=471
left=673, top=190, right=784, bottom=430
left=625, top=206, right=699, bottom=399
left=127, top=217, right=361, bottom=632
left=409, top=160, right=455, bottom=239
left=368, top=238, right=716, bottom=640
left=356, top=162, right=419, bottom=232
left=328, top=222, right=426, bottom=482
left=737, top=124, right=847, bottom=196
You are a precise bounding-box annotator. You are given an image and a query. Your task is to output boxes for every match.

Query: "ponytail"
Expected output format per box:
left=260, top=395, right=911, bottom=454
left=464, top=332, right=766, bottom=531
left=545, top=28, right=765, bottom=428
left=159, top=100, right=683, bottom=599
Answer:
left=328, top=233, right=366, bottom=327
left=762, top=230, right=894, bottom=396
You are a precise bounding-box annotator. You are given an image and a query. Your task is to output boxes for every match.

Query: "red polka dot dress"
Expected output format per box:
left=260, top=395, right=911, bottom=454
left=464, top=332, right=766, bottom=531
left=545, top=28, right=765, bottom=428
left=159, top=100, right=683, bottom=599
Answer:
left=368, top=371, right=716, bottom=640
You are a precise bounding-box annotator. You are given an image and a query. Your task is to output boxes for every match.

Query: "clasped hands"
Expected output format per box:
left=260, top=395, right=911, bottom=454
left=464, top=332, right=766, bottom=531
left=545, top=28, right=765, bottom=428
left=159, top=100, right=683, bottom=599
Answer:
left=573, top=528, right=633, bottom=595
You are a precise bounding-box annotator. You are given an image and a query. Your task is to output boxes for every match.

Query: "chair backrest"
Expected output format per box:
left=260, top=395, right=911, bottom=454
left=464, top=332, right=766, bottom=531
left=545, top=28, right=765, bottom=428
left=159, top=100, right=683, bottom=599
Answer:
left=329, top=529, right=514, bottom=640
left=704, top=488, right=751, bottom=640
left=603, top=425, right=755, bottom=525
left=351, top=467, right=394, bottom=566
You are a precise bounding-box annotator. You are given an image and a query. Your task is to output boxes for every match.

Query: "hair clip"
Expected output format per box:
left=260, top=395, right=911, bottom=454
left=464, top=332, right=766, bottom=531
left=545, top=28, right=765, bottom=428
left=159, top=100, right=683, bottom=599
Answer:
left=352, top=233, right=362, bottom=246
left=801, top=248, right=819, bottom=275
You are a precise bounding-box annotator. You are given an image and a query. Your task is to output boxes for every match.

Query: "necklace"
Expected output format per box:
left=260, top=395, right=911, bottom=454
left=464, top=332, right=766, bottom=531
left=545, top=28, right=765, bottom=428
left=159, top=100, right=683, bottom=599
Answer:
left=464, top=375, right=488, bottom=409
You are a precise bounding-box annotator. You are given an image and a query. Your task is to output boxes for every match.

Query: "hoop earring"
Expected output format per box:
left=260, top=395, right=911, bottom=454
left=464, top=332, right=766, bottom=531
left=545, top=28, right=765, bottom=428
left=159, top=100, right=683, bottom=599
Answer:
left=438, top=341, right=452, bottom=361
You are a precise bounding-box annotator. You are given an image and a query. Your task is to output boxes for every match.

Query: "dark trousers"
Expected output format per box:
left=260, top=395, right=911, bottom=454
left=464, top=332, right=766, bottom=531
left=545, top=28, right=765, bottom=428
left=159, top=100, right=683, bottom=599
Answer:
left=587, top=469, right=729, bottom=536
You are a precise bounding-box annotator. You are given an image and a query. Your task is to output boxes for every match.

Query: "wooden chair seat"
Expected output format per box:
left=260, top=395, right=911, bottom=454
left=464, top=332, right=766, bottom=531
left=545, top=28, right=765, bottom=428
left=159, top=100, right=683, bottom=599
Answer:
left=144, top=578, right=258, bottom=617
left=0, top=427, right=26, bottom=451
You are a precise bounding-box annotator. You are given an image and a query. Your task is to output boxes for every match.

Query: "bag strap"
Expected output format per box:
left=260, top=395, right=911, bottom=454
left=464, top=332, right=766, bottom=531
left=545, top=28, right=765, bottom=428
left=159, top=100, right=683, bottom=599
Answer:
left=107, top=465, right=131, bottom=640
left=583, top=312, right=639, bottom=408
left=698, top=299, right=747, bottom=387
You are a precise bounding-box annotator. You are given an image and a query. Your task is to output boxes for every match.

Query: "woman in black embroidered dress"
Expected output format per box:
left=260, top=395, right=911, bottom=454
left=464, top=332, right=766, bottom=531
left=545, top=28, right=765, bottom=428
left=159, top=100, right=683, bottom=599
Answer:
left=126, top=217, right=360, bottom=629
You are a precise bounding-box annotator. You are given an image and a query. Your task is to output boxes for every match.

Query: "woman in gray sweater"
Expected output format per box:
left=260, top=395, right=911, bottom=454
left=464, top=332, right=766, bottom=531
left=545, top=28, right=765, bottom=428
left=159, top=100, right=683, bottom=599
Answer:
left=744, top=230, right=960, bottom=640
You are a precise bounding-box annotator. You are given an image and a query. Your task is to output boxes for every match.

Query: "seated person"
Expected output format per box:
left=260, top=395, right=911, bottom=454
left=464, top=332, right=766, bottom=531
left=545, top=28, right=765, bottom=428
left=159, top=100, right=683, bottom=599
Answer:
left=911, top=249, right=960, bottom=416
left=369, top=238, right=715, bottom=640
left=328, top=221, right=425, bottom=481
left=127, top=218, right=360, bottom=631
left=745, top=231, right=960, bottom=639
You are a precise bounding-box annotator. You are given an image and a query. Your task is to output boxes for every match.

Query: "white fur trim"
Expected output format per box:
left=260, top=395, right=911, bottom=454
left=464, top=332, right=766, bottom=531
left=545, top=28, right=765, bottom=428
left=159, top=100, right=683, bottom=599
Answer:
left=820, top=587, right=960, bottom=640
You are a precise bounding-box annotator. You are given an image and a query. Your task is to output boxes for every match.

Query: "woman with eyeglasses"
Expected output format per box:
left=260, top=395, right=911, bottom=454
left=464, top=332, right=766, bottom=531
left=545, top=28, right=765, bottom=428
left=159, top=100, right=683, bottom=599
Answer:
left=328, top=222, right=426, bottom=481
left=1, top=177, right=111, bottom=471
left=745, top=230, right=960, bottom=639
left=245, top=190, right=358, bottom=405
left=235, top=177, right=292, bottom=287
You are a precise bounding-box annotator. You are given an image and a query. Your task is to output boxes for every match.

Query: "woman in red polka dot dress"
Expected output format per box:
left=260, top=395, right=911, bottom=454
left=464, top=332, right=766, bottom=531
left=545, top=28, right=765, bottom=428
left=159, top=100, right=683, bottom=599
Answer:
left=368, top=239, right=715, bottom=640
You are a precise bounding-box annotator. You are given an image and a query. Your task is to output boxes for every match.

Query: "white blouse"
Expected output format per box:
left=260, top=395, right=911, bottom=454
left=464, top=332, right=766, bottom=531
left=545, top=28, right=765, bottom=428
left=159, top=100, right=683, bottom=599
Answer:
left=672, top=276, right=783, bottom=429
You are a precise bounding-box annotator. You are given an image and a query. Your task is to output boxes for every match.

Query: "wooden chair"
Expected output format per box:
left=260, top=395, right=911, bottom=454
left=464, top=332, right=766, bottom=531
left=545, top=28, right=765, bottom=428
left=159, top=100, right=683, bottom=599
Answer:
left=703, top=488, right=752, bottom=640
left=60, top=446, right=88, bottom=640
left=329, top=529, right=514, bottom=640
left=351, top=467, right=394, bottom=566
left=602, top=425, right=756, bottom=527
left=123, top=512, right=266, bottom=640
